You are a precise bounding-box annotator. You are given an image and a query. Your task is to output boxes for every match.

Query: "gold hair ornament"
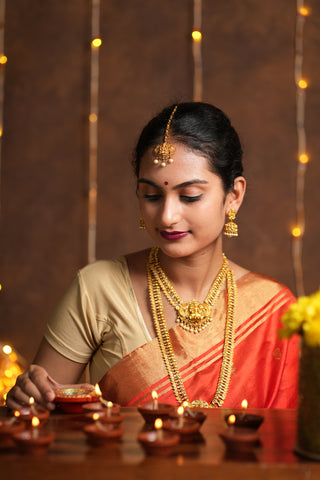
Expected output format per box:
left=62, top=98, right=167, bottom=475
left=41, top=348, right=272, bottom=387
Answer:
left=153, top=105, right=178, bottom=167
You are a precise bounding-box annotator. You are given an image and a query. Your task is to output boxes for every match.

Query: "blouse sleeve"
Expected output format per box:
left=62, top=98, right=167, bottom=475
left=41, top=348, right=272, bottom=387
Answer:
left=44, top=271, right=100, bottom=364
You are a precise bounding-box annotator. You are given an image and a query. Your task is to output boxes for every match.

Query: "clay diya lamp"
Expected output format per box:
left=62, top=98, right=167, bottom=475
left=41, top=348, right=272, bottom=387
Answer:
left=84, top=408, right=124, bottom=426
left=163, top=406, right=200, bottom=443
left=12, top=416, right=55, bottom=455
left=53, top=385, right=98, bottom=413
left=82, top=386, right=121, bottom=416
left=169, top=402, right=207, bottom=426
left=224, top=400, right=264, bottom=430
left=224, top=412, right=264, bottom=430
left=83, top=414, right=124, bottom=447
left=138, top=390, right=172, bottom=424
left=219, top=414, right=260, bottom=453
left=138, top=418, right=179, bottom=456
left=18, top=397, right=50, bottom=425
left=0, top=411, right=26, bottom=446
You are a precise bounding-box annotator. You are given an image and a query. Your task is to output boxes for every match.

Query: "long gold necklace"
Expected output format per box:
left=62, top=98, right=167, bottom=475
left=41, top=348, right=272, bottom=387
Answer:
left=148, top=246, right=228, bottom=333
left=147, top=247, right=236, bottom=408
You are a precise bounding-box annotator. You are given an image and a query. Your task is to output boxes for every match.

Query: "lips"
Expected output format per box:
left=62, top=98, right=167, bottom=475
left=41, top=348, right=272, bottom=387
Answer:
left=160, top=230, right=189, bottom=240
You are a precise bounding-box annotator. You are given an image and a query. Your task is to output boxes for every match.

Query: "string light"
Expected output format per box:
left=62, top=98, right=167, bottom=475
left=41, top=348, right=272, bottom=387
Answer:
left=0, top=344, right=26, bottom=404
left=91, top=37, right=102, bottom=48
left=192, top=0, right=203, bottom=101
left=88, top=0, right=101, bottom=264
left=0, top=0, right=6, bottom=213
left=292, top=0, right=310, bottom=296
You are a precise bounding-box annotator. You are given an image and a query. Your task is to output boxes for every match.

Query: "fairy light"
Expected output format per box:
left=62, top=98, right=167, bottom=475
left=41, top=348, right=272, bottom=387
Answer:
left=0, top=344, right=26, bottom=404
left=91, top=37, right=102, bottom=48
left=192, top=0, right=203, bottom=101
left=88, top=0, right=101, bottom=264
left=0, top=0, right=6, bottom=213
left=292, top=0, right=310, bottom=296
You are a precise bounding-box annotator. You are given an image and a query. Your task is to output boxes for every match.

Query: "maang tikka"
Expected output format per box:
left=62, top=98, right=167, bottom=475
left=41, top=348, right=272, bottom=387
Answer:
left=153, top=105, right=178, bottom=167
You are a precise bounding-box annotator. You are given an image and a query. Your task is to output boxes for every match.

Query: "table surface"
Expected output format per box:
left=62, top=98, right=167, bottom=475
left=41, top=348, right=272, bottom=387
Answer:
left=1, top=406, right=319, bottom=479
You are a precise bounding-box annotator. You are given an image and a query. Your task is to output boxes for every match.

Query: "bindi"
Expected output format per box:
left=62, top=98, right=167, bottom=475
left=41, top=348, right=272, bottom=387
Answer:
left=164, top=181, right=168, bottom=185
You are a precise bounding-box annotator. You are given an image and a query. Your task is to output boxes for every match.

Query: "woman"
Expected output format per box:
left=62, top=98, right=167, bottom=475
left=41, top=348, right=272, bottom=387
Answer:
left=6, top=102, right=298, bottom=411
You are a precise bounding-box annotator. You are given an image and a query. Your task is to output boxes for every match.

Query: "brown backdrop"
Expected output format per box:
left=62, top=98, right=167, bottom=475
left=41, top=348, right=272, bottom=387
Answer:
left=1, top=0, right=319, bottom=363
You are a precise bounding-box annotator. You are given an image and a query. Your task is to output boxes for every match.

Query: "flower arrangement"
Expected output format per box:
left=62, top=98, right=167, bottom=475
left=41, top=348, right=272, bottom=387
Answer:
left=280, top=288, right=320, bottom=347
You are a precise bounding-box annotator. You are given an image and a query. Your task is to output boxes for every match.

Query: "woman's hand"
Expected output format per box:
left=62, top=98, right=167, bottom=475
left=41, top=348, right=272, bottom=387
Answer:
left=6, top=365, right=59, bottom=411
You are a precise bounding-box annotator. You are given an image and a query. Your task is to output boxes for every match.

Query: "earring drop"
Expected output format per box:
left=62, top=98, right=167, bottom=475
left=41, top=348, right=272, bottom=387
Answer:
left=139, top=218, right=146, bottom=230
left=223, top=208, right=238, bottom=237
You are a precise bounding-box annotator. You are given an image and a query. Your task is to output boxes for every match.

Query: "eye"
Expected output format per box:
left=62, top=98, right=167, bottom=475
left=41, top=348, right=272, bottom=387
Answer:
left=143, top=194, right=161, bottom=202
left=180, top=194, right=202, bottom=203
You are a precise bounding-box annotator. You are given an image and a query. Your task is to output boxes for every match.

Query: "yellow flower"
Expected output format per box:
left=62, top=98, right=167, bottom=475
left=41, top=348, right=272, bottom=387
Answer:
left=280, top=287, right=320, bottom=347
left=302, top=320, right=320, bottom=347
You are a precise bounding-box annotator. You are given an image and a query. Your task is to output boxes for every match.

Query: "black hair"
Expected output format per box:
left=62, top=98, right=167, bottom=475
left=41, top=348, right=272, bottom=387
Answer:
left=133, top=102, right=243, bottom=192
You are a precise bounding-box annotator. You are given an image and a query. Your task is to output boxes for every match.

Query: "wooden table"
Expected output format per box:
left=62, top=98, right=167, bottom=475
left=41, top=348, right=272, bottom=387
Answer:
left=1, top=407, right=319, bottom=479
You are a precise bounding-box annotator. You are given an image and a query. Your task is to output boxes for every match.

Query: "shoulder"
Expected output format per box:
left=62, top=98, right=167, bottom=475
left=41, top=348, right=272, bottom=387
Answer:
left=236, top=271, right=295, bottom=317
left=75, top=256, right=130, bottom=297
left=79, top=256, right=128, bottom=278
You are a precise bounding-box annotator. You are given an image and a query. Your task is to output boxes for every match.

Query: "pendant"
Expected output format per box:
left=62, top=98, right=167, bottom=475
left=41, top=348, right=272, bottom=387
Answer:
left=177, top=300, right=212, bottom=333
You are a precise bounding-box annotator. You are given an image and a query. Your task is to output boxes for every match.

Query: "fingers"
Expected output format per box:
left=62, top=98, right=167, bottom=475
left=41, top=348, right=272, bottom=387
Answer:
left=6, top=365, right=57, bottom=411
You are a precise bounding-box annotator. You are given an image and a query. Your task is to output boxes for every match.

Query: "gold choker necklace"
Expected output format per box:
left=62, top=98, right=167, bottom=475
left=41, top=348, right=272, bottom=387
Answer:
left=147, top=247, right=237, bottom=408
left=148, top=247, right=228, bottom=333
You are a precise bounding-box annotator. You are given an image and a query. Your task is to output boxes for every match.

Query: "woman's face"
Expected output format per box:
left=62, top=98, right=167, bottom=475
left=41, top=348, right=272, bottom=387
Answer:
left=137, top=142, right=235, bottom=259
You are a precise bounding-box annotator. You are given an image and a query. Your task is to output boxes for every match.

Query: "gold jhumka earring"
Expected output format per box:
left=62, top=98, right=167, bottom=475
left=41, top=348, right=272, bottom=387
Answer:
left=223, top=208, right=238, bottom=237
left=139, top=218, right=146, bottom=230
left=153, top=105, right=178, bottom=167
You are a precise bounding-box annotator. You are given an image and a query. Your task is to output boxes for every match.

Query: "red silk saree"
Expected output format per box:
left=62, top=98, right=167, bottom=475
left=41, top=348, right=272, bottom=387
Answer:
left=99, top=272, right=299, bottom=409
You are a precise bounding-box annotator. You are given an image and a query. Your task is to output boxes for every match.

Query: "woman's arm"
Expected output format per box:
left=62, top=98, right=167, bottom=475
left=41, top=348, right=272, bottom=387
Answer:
left=6, top=338, right=87, bottom=410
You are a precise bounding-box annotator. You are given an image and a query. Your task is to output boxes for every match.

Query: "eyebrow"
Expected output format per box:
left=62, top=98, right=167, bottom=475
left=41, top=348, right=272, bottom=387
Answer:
left=138, top=178, right=209, bottom=189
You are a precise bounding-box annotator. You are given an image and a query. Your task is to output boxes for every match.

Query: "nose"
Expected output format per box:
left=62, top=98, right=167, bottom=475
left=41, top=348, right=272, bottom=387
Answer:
left=159, top=196, right=181, bottom=227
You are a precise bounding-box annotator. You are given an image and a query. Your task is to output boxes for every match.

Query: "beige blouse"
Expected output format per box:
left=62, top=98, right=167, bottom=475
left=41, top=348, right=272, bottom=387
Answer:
left=44, top=257, right=151, bottom=384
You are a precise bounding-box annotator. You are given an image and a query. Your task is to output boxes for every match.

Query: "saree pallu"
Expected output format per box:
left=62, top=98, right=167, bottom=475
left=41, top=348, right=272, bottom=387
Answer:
left=99, top=272, right=299, bottom=409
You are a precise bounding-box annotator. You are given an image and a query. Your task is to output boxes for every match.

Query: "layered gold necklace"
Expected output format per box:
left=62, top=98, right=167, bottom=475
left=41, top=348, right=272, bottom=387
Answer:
left=148, top=247, right=228, bottom=333
left=147, top=246, right=236, bottom=408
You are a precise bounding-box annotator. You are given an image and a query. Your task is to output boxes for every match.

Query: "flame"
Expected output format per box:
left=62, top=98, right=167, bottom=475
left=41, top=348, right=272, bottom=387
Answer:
left=14, top=410, right=20, bottom=418
left=32, top=416, right=40, bottom=428
left=95, top=383, right=102, bottom=396
left=177, top=406, right=184, bottom=416
left=92, top=413, right=100, bottom=421
left=29, top=396, right=35, bottom=405
left=107, top=401, right=113, bottom=408
left=241, top=399, right=248, bottom=410
left=227, top=414, right=236, bottom=425
left=154, top=418, right=163, bottom=430
left=151, top=390, right=158, bottom=400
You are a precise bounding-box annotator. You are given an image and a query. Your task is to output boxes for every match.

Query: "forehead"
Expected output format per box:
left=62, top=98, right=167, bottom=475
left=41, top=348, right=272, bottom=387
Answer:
left=138, top=142, right=215, bottom=184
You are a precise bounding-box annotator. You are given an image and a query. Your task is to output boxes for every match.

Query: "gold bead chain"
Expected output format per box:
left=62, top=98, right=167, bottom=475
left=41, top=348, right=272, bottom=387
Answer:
left=147, top=247, right=237, bottom=408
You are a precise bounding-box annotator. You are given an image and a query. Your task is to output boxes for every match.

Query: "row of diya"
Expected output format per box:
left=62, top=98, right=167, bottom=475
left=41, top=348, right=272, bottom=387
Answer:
left=0, top=384, right=264, bottom=457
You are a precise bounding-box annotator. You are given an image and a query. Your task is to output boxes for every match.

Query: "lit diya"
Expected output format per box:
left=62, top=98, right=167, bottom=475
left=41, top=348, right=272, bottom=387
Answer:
left=84, top=406, right=124, bottom=426
left=169, top=401, right=207, bottom=426
left=18, top=397, right=50, bottom=425
left=13, top=416, right=55, bottom=455
left=0, top=411, right=25, bottom=446
left=53, top=384, right=97, bottom=413
left=138, top=390, right=173, bottom=424
left=82, top=384, right=121, bottom=415
left=219, top=414, right=260, bottom=453
left=83, top=413, right=124, bottom=447
left=224, top=399, right=264, bottom=430
left=138, top=418, right=179, bottom=456
left=163, top=406, right=200, bottom=443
